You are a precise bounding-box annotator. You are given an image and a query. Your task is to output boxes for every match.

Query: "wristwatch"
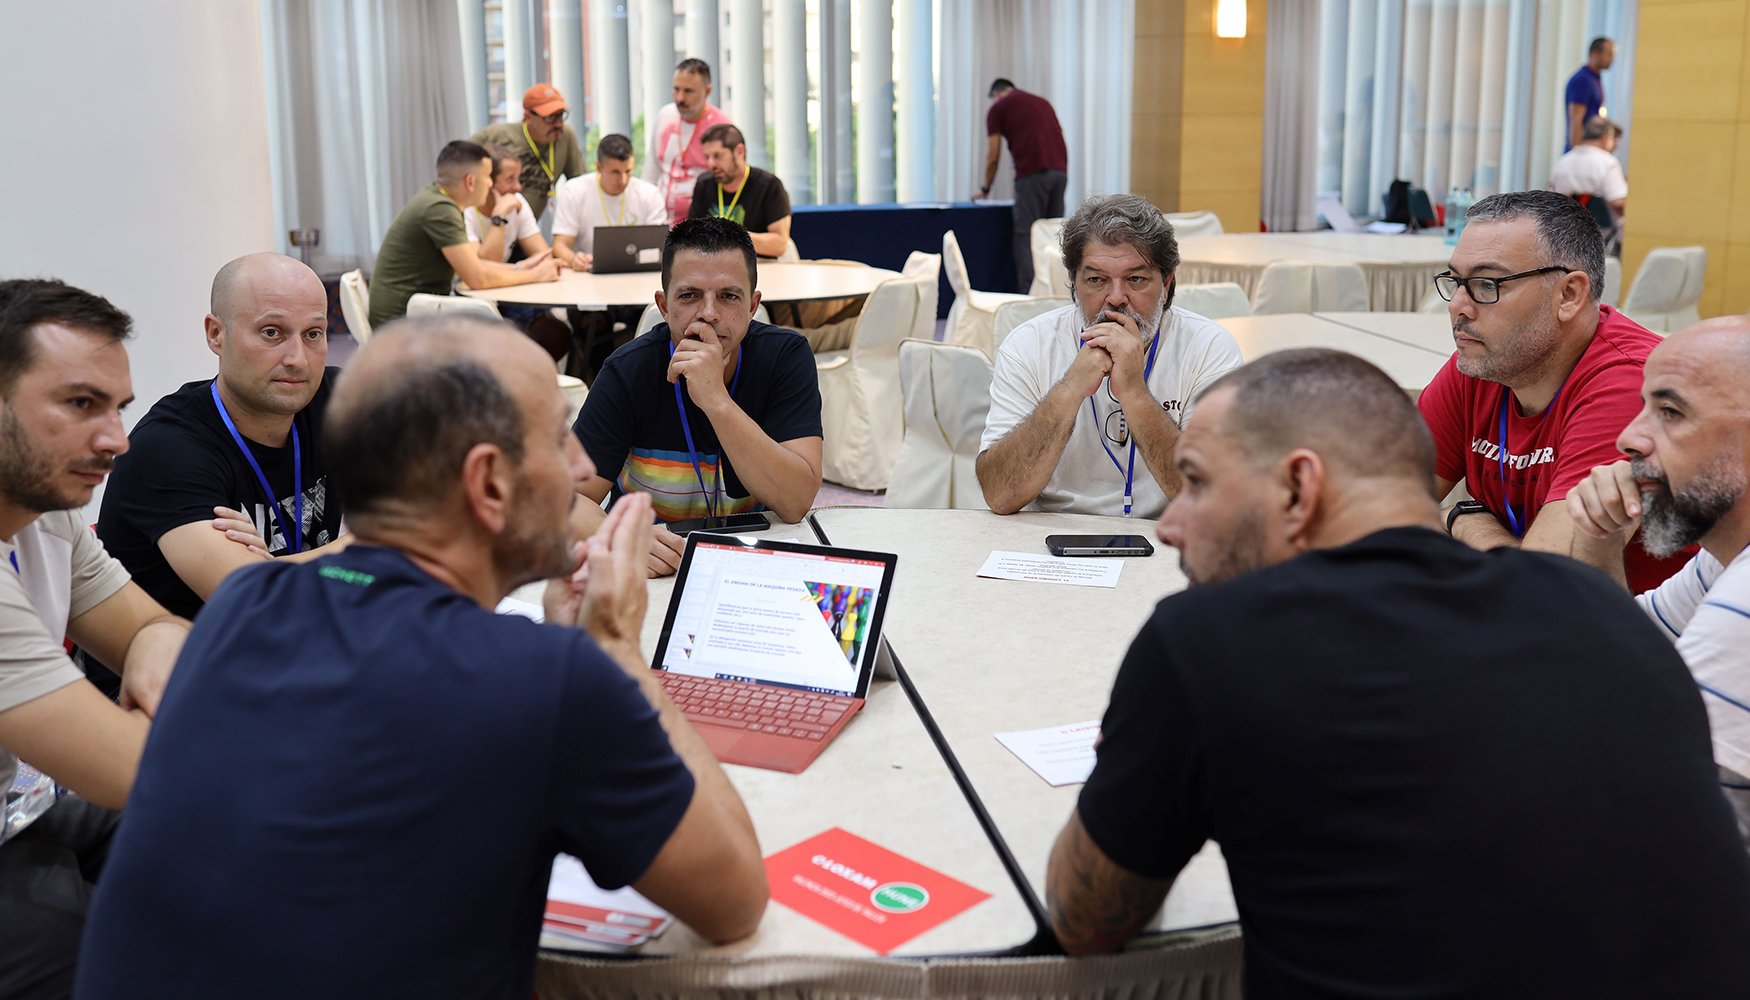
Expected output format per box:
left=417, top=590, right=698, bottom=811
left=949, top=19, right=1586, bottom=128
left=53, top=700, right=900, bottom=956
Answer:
left=489, top=214, right=508, bottom=227
left=1445, top=499, right=1490, bottom=533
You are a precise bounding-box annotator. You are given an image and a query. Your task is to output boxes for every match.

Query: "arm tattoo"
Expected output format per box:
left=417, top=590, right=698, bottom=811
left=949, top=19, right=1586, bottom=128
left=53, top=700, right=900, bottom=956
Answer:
left=1046, top=811, right=1173, bottom=955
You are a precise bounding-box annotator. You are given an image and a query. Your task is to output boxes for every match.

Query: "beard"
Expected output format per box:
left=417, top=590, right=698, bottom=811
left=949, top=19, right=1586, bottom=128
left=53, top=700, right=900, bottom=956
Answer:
left=1082, top=289, right=1168, bottom=335
left=1633, top=456, right=1746, bottom=557
left=1453, top=307, right=1564, bottom=385
left=1179, top=506, right=1273, bottom=588
left=492, top=471, right=576, bottom=589
left=0, top=405, right=108, bottom=513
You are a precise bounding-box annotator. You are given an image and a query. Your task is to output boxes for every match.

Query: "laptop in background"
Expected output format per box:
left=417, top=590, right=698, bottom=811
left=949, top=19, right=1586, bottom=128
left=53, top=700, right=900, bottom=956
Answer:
left=651, top=534, right=899, bottom=773
left=591, top=224, right=667, bottom=273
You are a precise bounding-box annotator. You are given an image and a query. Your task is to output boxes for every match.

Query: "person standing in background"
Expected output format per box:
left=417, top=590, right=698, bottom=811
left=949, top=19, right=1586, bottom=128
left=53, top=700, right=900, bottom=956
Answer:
left=651, top=59, right=733, bottom=226
left=1565, top=37, right=1615, bottom=152
left=469, top=84, right=588, bottom=220
left=981, top=79, right=1068, bottom=293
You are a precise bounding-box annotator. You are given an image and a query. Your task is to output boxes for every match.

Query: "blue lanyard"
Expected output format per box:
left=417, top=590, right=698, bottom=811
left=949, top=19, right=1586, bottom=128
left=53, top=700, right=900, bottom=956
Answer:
left=669, top=341, right=743, bottom=519
left=1083, top=329, right=1163, bottom=518
left=210, top=382, right=302, bottom=554
left=1495, top=382, right=1563, bottom=538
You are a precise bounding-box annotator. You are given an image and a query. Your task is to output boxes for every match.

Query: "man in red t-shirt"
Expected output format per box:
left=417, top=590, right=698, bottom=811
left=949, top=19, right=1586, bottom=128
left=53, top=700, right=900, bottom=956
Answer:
left=1417, top=189, right=1689, bottom=593
left=981, top=79, right=1069, bottom=293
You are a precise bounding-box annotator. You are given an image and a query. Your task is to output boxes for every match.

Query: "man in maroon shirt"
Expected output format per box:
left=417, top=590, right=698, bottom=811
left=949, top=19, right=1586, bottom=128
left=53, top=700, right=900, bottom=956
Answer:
left=1417, top=189, right=1687, bottom=593
left=982, top=79, right=1068, bottom=292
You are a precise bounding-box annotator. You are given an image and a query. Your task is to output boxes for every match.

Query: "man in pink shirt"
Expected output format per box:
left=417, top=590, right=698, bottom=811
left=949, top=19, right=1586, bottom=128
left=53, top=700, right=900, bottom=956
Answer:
left=650, top=58, right=733, bottom=226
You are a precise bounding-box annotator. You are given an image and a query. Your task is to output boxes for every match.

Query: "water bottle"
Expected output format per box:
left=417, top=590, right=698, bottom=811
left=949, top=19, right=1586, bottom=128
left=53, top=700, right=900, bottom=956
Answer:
left=3, top=762, right=61, bottom=844
left=1445, top=189, right=1462, bottom=245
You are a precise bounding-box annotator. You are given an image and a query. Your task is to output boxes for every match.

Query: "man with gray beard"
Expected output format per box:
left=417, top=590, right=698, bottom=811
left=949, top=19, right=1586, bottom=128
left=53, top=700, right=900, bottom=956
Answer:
left=978, top=194, right=1242, bottom=517
left=1417, top=190, right=1686, bottom=592
left=1567, top=316, right=1750, bottom=844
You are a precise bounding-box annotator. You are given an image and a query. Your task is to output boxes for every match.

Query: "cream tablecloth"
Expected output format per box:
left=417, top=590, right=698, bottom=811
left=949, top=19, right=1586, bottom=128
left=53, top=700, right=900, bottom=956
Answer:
left=1177, top=233, right=1451, bottom=312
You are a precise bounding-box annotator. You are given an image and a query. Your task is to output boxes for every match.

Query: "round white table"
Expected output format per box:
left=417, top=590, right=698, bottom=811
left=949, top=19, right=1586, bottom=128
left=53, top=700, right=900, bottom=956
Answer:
left=1314, top=310, right=1457, bottom=356
left=460, top=261, right=901, bottom=308
left=1218, top=313, right=1451, bottom=393
left=1177, top=233, right=1451, bottom=312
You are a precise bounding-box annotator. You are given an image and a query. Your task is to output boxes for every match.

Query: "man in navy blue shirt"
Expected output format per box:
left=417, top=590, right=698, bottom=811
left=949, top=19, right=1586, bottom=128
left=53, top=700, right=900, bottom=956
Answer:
left=76, top=315, right=767, bottom=999
left=1566, top=36, right=1614, bottom=151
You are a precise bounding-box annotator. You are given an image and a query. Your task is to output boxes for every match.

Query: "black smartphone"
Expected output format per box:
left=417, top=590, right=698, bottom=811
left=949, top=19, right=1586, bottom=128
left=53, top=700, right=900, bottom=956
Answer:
left=666, top=512, right=772, bottom=536
left=1045, top=534, right=1155, bottom=557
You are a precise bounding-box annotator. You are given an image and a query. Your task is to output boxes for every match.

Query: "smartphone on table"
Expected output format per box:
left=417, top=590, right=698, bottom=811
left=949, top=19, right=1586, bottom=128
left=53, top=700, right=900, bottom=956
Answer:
left=666, top=512, right=772, bottom=536
left=1045, top=534, right=1155, bottom=557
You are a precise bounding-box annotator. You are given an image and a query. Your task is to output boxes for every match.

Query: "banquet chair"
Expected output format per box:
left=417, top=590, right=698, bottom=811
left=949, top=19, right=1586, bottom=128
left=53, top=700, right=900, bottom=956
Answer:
left=1251, top=261, right=1370, bottom=314
left=1166, top=210, right=1225, bottom=237
left=992, top=297, right=1071, bottom=356
left=1028, top=218, right=1069, bottom=297
left=944, top=230, right=1031, bottom=356
left=339, top=270, right=372, bottom=344
left=1601, top=256, right=1623, bottom=308
left=1419, top=283, right=1445, bottom=313
left=558, top=375, right=588, bottom=425
left=901, top=250, right=941, bottom=281
left=814, top=272, right=936, bottom=490
left=886, top=339, right=994, bottom=510
left=778, top=238, right=801, bottom=262
left=1620, top=246, right=1706, bottom=333
left=1174, top=282, right=1254, bottom=320
left=405, top=294, right=502, bottom=320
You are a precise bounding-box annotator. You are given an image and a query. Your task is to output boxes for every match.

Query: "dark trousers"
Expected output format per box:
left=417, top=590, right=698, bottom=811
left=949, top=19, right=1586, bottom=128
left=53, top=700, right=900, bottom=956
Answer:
left=0, top=796, right=120, bottom=1000
left=1013, top=168, right=1068, bottom=293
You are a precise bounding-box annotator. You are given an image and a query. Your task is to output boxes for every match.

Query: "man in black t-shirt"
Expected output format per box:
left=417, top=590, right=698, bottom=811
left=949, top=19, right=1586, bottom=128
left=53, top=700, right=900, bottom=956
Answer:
left=77, top=316, right=767, bottom=1000
left=572, top=217, right=822, bottom=577
left=96, top=254, right=349, bottom=619
left=687, top=124, right=792, bottom=258
left=1047, top=348, right=1750, bottom=997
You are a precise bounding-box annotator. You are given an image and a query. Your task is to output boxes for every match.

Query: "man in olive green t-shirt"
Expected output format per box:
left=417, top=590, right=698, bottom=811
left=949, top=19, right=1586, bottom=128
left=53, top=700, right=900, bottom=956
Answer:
left=469, top=84, right=587, bottom=219
left=367, top=140, right=560, bottom=329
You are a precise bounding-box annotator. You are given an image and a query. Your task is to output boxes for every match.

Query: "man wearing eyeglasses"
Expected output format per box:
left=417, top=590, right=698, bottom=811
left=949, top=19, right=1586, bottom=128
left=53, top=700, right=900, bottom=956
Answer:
left=468, top=84, right=588, bottom=220
left=1417, top=189, right=1685, bottom=593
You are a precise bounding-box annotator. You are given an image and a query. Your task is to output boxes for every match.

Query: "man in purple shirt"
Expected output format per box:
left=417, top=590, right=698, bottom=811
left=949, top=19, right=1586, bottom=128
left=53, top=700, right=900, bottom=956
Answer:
left=1565, top=37, right=1614, bottom=151
left=982, top=79, right=1069, bottom=293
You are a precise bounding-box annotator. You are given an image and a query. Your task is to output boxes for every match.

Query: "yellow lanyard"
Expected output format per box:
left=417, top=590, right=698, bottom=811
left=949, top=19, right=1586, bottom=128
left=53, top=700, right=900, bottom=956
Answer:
left=598, top=176, right=626, bottom=226
left=522, top=123, right=557, bottom=193
left=717, top=166, right=748, bottom=218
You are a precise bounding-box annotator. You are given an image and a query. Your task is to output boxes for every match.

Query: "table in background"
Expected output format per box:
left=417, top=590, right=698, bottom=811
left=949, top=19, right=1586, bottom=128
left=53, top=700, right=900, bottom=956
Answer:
left=791, top=201, right=1019, bottom=317
left=1219, top=313, right=1450, bottom=393
left=1177, top=233, right=1450, bottom=311
left=1315, top=310, right=1456, bottom=355
left=459, top=261, right=900, bottom=309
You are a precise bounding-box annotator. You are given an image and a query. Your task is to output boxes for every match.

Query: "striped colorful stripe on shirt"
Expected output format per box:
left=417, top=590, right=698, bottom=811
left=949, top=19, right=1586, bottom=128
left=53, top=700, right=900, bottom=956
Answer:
left=618, top=446, right=759, bottom=522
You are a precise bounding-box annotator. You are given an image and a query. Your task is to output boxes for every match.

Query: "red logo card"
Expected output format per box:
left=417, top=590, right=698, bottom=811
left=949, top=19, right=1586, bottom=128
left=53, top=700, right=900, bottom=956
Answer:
left=763, top=828, right=992, bottom=954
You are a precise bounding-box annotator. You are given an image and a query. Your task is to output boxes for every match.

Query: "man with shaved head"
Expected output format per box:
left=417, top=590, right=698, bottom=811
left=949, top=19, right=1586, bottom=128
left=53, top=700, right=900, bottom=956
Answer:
left=97, top=252, right=349, bottom=619
left=1568, top=316, right=1750, bottom=844
left=1047, top=348, right=1750, bottom=995
left=78, top=316, right=767, bottom=999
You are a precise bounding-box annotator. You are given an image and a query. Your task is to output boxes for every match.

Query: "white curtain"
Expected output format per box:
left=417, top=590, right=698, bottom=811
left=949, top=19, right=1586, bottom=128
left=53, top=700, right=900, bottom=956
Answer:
left=1263, top=0, right=1321, bottom=232
left=934, top=0, right=1132, bottom=208
left=261, top=0, right=470, bottom=274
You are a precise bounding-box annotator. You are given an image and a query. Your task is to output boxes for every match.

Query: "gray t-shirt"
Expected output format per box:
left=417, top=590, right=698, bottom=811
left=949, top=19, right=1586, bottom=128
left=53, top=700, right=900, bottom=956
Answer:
left=0, top=509, right=130, bottom=792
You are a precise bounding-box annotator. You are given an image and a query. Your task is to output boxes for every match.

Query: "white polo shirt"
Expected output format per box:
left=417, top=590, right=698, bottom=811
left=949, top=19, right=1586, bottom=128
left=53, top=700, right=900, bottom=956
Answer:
left=551, top=173, right=667, bottom=255
left=462, top=194, right=541, bottom=263
left=1550, top=145, right=1629, bottom=203
left=980, top=303, right=1244, bottom=519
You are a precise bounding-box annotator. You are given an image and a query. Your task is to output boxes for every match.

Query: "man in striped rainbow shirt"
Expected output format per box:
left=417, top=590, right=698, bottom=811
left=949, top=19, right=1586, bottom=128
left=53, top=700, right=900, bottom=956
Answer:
left=570, top=217, right=823, bottom=577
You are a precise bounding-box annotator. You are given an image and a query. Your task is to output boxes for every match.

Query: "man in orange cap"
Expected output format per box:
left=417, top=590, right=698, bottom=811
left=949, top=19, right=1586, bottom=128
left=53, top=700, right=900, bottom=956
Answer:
left=469, top=84, right=588, bottom=219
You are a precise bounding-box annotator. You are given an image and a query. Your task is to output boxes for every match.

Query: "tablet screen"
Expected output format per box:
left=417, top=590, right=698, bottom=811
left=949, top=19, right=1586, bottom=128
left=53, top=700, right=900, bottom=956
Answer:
left=658, top=539, right=889, bottom=697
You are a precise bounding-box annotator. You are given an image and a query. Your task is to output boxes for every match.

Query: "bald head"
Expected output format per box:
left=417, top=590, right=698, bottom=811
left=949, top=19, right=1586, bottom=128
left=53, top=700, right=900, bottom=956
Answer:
left=210, top=252, right=324, bottom=329
left=1650, top=316, right=1750, bottom=406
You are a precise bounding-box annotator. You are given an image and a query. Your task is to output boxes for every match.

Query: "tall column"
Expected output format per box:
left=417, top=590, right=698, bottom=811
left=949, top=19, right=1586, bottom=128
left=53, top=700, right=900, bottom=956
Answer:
left=552, top=1, right=587, bottom=137
left=730, top=0, right=767, bottom=168
left=819, top=0, right=853, bottom=202
left=772, top=0, right=810, bottom=203
left=686, top=0, right=721, bottom=105
left=505, top=0, right=534, bottom=110
left=894, top=0, right=932, bottom=202
left=589, top=0, right=632, bottom=139
left=458, top=0, right=490, bottom=132
left=643, top=0, right=676, bottom=165
left=855, top=0, right=894, bottom=203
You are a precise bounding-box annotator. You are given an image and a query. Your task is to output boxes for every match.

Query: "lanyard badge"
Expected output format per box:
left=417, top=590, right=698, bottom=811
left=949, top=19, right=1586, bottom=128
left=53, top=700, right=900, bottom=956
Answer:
left=669, top=339, right=743, bottom=519
left=1495, top=381, right=1565, bottom=537
left=211, top=382, right=302, bottom=554
left=1083, top=327, right=1163, bottom=518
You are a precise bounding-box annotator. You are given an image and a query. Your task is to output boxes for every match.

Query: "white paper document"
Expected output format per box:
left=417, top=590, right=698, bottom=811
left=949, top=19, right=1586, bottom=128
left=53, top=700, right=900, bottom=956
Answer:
left=995, top=721, right=1103, bottom=786
left=976, top=551, right=1123, bottom=588
left=494, top=596, right=545, bottom=622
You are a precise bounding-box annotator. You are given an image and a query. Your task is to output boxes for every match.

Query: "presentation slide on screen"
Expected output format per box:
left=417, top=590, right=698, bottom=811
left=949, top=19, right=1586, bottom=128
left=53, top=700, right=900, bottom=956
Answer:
left=662, top=542, right=886, bottom=696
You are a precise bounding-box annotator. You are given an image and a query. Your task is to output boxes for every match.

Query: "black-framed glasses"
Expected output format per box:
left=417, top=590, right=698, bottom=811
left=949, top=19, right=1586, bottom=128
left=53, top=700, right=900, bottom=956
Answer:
left=1434, top=266, right=1573, bottom=304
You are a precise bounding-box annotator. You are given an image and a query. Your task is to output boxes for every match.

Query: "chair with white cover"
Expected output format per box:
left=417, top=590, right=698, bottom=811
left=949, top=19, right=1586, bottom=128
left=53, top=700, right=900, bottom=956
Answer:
left=558, top=375, right=588, bottom=425
left=339, top=270, right=372, bottom=344
left=1028, top=218, right=1070, bottom=297
left=778, top=238, right=802, bottom=262
left=886, top=339, right=994, bottom=510
left=1621, top=246, right=1705, bottom=333
left=1419, top=282, right=1446, bottom=313
left=815, top=272, right=936, bottom=490
left=1165, top=211, right=1225, bottom=237
left=902, top=250, right=941, bottom=280
left=992, top=297, right=1072, bottom=356
left=1601, top=255, right=1623, bottom=309
left=943, top=229, right=1031, bottom=356
left=1250, top=261, right=1371, bottom=314
left=405, top=293, right=503, bottom=320
left=1173, top=282, right=1254, bottom=319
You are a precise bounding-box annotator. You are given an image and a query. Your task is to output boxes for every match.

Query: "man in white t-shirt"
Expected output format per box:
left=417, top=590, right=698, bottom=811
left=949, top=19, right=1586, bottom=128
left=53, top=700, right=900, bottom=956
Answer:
left=463, top=145, right=550, bottom=264
left=978, top=194, right=1243, bottom=518
left=552, top=133, right=667, bottom=270
left=0, top=279, right=190, bottom=997
left=1569, top=315, right=1750, bottom=843
left=1550, top=116, right=1627, bottom=221
left=650, top=58, right=733, bottom=226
